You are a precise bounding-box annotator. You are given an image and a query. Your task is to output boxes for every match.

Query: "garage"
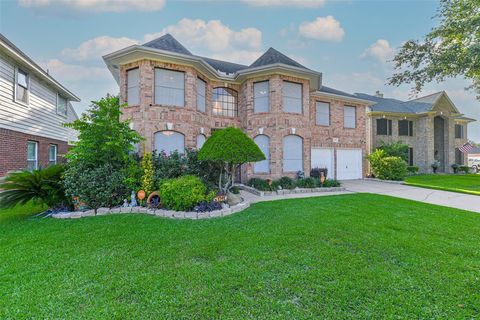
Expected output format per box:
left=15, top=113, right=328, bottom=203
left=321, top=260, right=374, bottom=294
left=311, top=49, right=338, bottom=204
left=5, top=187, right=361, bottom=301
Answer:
left=336, top=149, right=363, bottom=180
left=311, top=148, right=334, bottom=179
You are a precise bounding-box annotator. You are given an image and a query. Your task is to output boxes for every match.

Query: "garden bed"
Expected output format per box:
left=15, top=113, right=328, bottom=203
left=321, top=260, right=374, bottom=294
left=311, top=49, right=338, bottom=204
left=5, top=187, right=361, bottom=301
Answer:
left=239, top=184, right=346, bottom=196
left=51, top=200, right=250, bottom=220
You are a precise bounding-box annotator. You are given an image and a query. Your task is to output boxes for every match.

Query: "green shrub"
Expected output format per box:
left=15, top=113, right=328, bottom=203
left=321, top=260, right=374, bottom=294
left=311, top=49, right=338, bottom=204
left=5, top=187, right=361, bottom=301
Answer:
left=159, top=175, right=213, bottom=211
left=140, top=151, right=155, bottom=195
left=310, top=167, right=328, bottom=179
left=0, top=165, right=70, bottom=209
left=230, top=186, right=240, bottom=194
left=407, top=166, right=420, bottom=175
left=247, top=178, right=271, bottom=191
left=322, top=179, right=341, bottom=188
left=277, top=176, right=296, bottom=190
left=368, top=150, right=407, bottom=181
left=297, top=177, right=316, bottom=188
left=459, top=165, right=470, bottom=174
left=378, top=141, right=409, bottom=162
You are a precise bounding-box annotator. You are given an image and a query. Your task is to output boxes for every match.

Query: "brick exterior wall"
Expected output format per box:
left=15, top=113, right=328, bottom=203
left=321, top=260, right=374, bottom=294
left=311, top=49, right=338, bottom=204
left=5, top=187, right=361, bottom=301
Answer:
left=0, top=128, right=69, bottom=176
left=119, top=60, right=369, bottom=182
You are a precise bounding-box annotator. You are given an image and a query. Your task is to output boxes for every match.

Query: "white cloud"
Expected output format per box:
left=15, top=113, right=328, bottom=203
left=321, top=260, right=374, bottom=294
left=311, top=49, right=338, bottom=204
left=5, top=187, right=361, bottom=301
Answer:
left=61, top=36, right=138, bottom=61
left=18, top=0, right=165, bottom=12
left=298, top=16, right=345, bottom=42
left=41, top=59, right=111, bottom=82
left=361, top=39, right=395, bottom=64
left=242, top=0, right=326, bottom=8
left=144, top=18, right=263, bottom=65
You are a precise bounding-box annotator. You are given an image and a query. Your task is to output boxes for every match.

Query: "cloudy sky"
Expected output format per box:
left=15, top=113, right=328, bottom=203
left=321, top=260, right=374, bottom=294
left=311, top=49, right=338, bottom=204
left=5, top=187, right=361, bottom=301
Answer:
left=1, top=0, right=478, bottom=141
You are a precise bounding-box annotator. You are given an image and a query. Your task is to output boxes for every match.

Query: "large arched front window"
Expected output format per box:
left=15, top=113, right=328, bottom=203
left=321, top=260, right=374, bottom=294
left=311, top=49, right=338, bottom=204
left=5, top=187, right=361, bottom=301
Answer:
left=154, top=131, right=185, bottom=155
left=254, top=135, right=270, bottom=173
left=283, top=135, right=303, bottom=172
left=212, top=87, right=238, bottom=117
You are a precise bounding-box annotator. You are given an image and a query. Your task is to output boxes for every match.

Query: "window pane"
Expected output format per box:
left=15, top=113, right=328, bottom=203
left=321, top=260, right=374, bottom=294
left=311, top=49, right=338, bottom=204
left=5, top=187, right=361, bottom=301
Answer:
left=398, top=120, right=409, bottom=136
left=16, top=85, right=28, bottom=103
left=154, top=69, right=185, bottom=107
left=57, top=96, right=67, bottom=115
left=49, top=145, right=57, bottom=165
left=127, top=68, right=139, bottom=105
left=282, top=82, right=302, bottom=113
left=254, top=135, right=270, bottom=173
left=197, top=79, right=206, bottom=112
left=283, top=135, right=303, bottom=172
left=212, top=87, right=238, bottom=117
left=27, top=141, right=37, bottom=170
left=154, top=131, right=185, bottom=155
left=377, top=119, right=387, bottom=135
left=316, top=102, right=330, bottom=126
left=254, top=81, right=269, bottom=113
left=344, top=106, right=356, bottom=128
left=17, top=69, right=28, bottom=88
left=196, top=134, right=206, bottom=149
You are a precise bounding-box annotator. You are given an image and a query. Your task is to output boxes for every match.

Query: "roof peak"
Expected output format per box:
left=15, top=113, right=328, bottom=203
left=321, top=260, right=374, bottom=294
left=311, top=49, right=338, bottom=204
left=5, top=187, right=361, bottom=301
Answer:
left=143, top=33, right=192, bottom=55
left=250, top=47, right=308, bottom=70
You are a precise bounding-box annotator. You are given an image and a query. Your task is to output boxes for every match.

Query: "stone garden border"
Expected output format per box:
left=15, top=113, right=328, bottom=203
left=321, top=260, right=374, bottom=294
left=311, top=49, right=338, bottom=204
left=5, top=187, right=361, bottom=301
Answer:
left=238, top=184, right=346, bottom=197
left=51, top=200, right=251, bottom=220
left=364, top=178, right=405, bottom=185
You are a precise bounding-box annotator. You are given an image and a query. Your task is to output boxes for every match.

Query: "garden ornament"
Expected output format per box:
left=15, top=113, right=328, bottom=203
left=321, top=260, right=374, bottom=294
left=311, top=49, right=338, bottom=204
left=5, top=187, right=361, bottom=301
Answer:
left=122, top=199, right=128, bottom=207
left=129, top=191, right=138, bottom=207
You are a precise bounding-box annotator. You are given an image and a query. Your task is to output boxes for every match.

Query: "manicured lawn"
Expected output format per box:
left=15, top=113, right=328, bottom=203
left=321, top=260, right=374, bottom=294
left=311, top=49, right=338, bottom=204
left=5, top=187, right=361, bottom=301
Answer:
left=405, top=174, right=480, bottom=195
left=1, top=194, right=480, bottom=318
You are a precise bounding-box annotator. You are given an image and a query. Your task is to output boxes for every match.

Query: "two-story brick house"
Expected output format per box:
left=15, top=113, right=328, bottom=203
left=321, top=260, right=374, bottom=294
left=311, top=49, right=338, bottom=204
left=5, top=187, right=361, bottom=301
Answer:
left=104, top=34, right=375, bottom=182
left=359, top=91, right=475, bottom=173
left=0, top=34, right=80, bottom=177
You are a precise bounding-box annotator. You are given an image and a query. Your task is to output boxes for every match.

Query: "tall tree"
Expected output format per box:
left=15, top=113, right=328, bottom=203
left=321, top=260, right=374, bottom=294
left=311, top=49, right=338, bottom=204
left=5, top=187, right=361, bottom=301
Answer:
left=388, top=0, right=480, bottom=99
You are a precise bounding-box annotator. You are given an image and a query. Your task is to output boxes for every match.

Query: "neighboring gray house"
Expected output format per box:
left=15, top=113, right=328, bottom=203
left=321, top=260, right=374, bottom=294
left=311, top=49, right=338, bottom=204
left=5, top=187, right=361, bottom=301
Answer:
left=359, top=91, right=475, bottom=173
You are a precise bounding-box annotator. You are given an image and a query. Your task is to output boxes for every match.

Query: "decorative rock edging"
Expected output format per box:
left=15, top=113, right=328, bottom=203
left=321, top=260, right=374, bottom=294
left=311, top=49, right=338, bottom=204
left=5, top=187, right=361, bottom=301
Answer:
left=51, top=200, right=251, bottom=220
left=364, top=178, right=405, bottom=185
left=238, top=184, right=346, bottom=197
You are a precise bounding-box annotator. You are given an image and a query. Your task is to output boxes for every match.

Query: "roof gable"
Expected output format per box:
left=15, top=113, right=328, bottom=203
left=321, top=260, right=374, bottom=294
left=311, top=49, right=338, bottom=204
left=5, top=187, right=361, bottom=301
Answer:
left=143, top=34, right=192, bottom=55
left=249, top=47, right=307, bottom=69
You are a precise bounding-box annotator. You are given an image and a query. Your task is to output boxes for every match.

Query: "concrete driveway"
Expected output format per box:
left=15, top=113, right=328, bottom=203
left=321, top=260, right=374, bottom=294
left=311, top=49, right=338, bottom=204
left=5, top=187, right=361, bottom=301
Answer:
left=342, top=179, right=480, bottom=213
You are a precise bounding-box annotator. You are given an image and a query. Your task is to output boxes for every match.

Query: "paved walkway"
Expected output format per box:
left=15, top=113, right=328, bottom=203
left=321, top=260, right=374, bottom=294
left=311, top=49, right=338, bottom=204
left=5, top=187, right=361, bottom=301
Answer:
left=342, top=179, right=480, bottom=213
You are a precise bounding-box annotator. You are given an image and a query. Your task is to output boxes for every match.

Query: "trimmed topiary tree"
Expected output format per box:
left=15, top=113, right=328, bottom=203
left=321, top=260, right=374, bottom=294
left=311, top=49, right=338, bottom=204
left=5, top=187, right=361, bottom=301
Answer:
left=198, top=127, right=265, bottom=194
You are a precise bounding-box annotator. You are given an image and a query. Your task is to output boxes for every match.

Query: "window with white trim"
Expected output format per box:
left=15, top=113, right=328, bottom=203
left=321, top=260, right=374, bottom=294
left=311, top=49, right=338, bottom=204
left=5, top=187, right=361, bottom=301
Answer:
left=15, top=68, right=29, bottom=104
left=344, top=106, right=356, bottom=128
left=27, top=141, right=38, bottom=170
left=254, top=81, right=269, bottom=113
left=127, top=68, right=139, bottom=106
left=283, top=135, right=303, bottom=172
left=254, top=135, right=270, bottom=173
left=197, top=78, right=206, bottom=112
left=154, top=69, right=185, bottom=107
left=49, top=144, right=57, bottom=165
left=57, top=95, right=68, bottom=116
left=316, top=101, right=330, bottom=126
left=154, top=131, right=185, bottom=155
left=282, top=81, right=302, bottom=113
left=212, top=87, right=238, bottom=117
left=196, top=134, right=206, bottom=149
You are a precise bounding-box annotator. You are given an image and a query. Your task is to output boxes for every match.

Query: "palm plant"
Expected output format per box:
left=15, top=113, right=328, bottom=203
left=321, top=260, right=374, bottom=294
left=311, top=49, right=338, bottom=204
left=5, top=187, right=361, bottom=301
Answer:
left=0, top=165, right=69, bottom=209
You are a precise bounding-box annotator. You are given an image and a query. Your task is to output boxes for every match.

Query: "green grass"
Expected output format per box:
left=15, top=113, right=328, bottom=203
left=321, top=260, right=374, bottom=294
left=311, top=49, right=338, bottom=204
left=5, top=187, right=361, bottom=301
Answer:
left=405, top=174, right=480, bottom=195
left=1, top=194, right=480, bottom=318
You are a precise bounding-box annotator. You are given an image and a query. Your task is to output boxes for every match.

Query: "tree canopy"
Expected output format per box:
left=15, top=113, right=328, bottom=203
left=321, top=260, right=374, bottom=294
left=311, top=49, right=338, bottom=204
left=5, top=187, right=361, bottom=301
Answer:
left=388, top=0, right=480, bottom=99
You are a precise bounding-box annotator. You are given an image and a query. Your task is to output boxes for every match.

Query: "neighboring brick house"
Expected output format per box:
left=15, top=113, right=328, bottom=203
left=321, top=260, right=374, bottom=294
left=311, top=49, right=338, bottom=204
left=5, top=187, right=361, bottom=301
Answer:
left=0, top=34, right=80, bottom=177
left=359, top=91, right=475, bottom=173
left=104, top=34, right=375, bottom=181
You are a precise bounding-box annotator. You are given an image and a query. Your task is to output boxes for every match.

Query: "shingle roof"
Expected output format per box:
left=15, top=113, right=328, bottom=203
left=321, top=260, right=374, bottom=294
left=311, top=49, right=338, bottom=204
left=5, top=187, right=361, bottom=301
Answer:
left=199, top=56, right=248, bottom=74
left=318, top=85, right=362, bottom=99
left=355, top=92, right=433, bottom=114
left=143, top=33, right=192, bottom=55
left=249, top=47, right=307, bottom=69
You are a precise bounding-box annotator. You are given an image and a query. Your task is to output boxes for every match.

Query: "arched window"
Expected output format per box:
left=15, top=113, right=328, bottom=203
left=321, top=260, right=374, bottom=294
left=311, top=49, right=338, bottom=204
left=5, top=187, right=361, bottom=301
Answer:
left=254, top=135, right=270, bottom=173
left=154, top=131, right=185, bottom=155
left=283, top=135, right=303, bottom=172
left=212, top=87, right=238, bottom=117
left=196, top=134, right=206, bottom=149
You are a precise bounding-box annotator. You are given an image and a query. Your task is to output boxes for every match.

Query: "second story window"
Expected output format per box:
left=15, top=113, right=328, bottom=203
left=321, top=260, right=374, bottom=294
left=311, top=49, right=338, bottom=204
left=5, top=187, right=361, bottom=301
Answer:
left=15, top=68, right=29, bottom=105
left=127, top=68, right=139, bottom=106
left=154, top=68, right=185, bottom=107
left=282, top=81, right=302, bottom=113
left=197, top=78, right=206, bottom=112
left=57, top=95, right=68, bottom=116
left=316, top=101, right=330, bottom=126
left=377, top=118, right=392, bottom=135
left=344, top=106, right=356, bottom=128
left=213, top=87, right=238, bottom=117
left=398, top=119, right=413, bottom=136
left=254, top=81, right=269, bottom=113
left=455, top=124, right=464, bottom=138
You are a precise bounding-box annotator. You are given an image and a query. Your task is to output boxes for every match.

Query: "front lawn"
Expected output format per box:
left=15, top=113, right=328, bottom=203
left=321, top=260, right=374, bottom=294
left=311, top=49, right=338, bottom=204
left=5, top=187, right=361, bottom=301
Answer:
left=405, top=174, right=480, bottom=195
left=1, top=194, right=480, bottom=318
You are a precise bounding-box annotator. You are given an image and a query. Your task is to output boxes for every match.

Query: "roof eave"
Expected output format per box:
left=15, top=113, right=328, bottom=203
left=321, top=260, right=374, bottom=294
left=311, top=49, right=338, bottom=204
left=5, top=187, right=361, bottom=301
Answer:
left=367, top=110, right=427, bottom=118
left=313, top=91, right=375, bottom=106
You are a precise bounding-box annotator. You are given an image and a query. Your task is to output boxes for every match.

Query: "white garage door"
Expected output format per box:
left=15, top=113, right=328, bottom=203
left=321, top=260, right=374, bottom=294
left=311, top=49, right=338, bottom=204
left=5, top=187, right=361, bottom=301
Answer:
left=311, top=148, right=334, bottom=179
left=337, top=149, right=363, bottom=180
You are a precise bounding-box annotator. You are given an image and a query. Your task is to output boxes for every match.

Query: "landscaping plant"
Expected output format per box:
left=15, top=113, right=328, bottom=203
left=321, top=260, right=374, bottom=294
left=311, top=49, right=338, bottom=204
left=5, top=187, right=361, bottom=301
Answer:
left=378, top=141, right=409, bottom=162
left=368, top=149, right=407, bottom=181
left=297, top=177, right=316, bottom=188
left=407, top=166, right=420, bottom=175
left=159, top=175, right=216, bottom=211
left=198, top=127, right=265, bottom=194
left=140, top=151, right=155, bottom=196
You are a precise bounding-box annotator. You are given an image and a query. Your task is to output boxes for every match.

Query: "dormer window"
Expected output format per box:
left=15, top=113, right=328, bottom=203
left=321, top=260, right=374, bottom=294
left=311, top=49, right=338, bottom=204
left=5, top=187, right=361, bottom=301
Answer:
left=212, top=87, right=238, bottom=117
left=15, top=68, right=29, bottom=105
left=57, top=94, right=68, bottom=116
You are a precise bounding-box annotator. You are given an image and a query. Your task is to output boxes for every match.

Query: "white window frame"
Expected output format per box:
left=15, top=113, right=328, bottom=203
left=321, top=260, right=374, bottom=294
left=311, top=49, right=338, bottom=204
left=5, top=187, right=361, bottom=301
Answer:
left=344, top=105, right=356, bottom=129
left=197, top=78, right=206, bottom=112
left=127, top=68, right=140, bottom=106
left=254, top=81, right=269, bottom=113
left=254, top=135, right=270, bottom=173
left=154, top=68, right=185, bottom=107
left=27, top=141, right=38, bottom=170
left=282, top=81, right=303, bottom=114
left=49, top=144, right=57, bottom=165
left=56, top=94, right=68, bottom=117
left=316, top=101, right=330, bottom=126
left=14, top=67, right=30, bottom=106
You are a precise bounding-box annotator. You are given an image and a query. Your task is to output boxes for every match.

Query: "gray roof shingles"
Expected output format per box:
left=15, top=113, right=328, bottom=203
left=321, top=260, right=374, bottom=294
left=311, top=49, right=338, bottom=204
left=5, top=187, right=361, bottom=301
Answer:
left=355, top=92, right=433, bottom=114
left=249, top=47, right=308, bottom=69
left=143, top=33, right=192, bottom=55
